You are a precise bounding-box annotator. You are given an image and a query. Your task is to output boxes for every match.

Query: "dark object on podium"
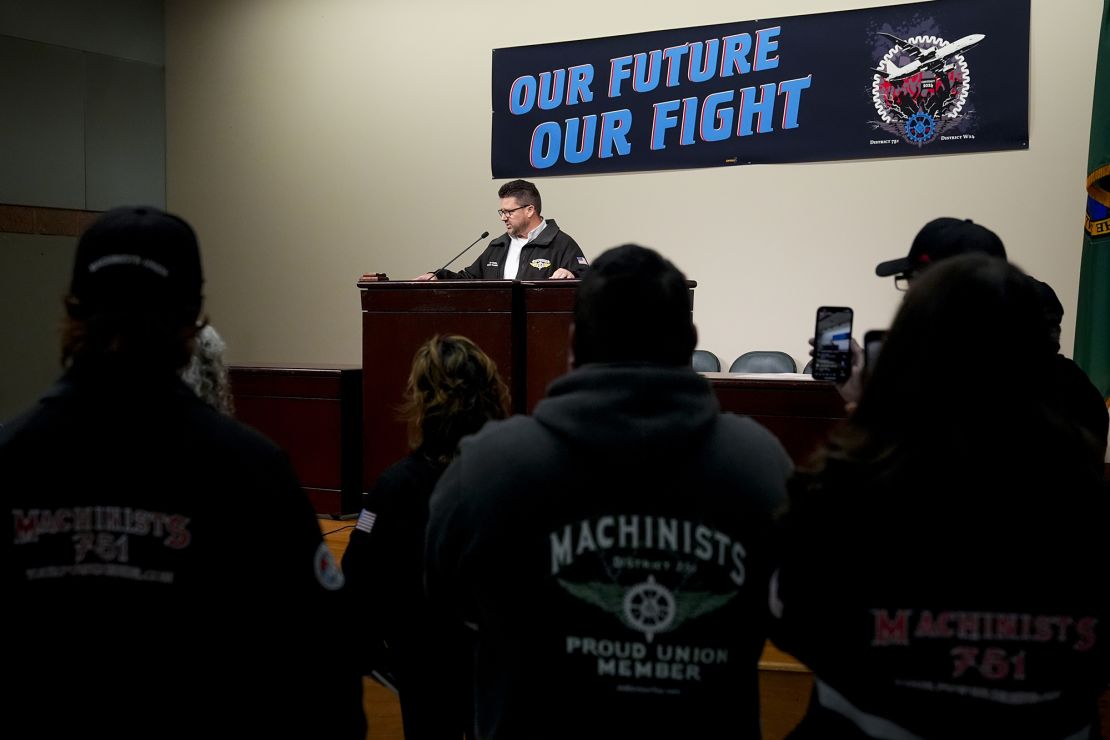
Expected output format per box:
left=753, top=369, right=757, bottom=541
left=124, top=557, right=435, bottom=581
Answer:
left=228, top=364, right=363, bottom=516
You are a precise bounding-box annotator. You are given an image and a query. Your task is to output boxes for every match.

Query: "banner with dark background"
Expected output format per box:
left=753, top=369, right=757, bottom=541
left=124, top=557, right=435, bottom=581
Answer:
left=491, top=0, right=1029, bottom=177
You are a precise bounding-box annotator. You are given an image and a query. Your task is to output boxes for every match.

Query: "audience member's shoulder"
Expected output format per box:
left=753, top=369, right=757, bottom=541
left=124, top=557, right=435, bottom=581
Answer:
left=716, top=413, right=793, bottom=475
left=1049, top=354, right=1110, bottom=438
left=371, top=452, right=442, bottom=501
left=184, top=398, right=287, bottom=458
left=381, top=451, right=436, bottom=480
left=448, top=415, right=546, bottom=474
left=0, top=404, right=39, bottom=447
left=718, top=412, right=787, bottom=448
left=0, top=384, right=79, bottom=448
left=461, top=414, right=536, bottom=447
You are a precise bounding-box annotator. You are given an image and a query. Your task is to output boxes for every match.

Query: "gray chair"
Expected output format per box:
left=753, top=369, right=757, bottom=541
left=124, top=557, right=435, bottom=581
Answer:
left=802, top=359, right=813, bottom=374
left=729, top=351, right=797, bottom=374
left=691, top=349, right=721, bottom=372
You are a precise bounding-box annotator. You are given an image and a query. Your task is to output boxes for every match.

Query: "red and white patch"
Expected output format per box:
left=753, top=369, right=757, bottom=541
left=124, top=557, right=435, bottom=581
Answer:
left=314, top=542, right=345, bottom=591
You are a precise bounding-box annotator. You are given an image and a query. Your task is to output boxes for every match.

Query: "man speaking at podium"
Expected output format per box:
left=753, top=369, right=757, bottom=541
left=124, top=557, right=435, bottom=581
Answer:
left=415, top=179, right=588, bottom=280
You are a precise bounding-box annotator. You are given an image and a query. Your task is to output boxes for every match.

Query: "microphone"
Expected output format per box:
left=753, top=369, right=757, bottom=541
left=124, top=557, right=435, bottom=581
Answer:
left=433, top=231, right=490, bottom=276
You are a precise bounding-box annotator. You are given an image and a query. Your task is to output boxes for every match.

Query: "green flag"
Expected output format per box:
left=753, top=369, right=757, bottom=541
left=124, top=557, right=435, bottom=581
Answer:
left=1076, top=0, right=1110, bottom=408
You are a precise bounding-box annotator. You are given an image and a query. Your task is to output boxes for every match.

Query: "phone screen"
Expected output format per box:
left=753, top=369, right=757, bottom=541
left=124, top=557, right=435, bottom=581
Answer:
left=812, top=306, right=854, bottom=382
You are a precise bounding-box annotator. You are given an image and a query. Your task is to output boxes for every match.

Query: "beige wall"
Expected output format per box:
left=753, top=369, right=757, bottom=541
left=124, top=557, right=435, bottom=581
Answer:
left=164, top=0, right=1103, bottom=371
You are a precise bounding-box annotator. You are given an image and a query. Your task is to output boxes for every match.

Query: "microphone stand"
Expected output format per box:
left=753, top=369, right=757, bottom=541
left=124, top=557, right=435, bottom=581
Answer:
left=432, top=231, right=490, bottom=277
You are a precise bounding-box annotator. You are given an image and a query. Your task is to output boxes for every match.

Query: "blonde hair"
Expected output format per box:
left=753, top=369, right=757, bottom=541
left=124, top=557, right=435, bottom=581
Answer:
left=400, top=335, right=510, bottom=462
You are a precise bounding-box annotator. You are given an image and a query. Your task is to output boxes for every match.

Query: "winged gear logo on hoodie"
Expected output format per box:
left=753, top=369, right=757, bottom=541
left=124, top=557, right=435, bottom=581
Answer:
left=558, top=574, right=737, bottom=642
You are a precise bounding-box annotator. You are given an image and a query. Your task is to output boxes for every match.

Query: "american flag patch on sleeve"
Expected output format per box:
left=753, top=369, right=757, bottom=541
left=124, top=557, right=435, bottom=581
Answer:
left=577, top=256, right=589, bottom=265
left=356, top=509, right=378, bottom=534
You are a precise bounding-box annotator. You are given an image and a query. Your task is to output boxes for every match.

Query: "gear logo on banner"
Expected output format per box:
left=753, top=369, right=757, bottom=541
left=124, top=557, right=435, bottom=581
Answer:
left=871, top=31, right=985, bottom=147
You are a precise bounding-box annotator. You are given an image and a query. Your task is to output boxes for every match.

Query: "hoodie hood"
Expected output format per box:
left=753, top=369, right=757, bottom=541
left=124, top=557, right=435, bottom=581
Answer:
left=531, top=363, right=719, bottom=452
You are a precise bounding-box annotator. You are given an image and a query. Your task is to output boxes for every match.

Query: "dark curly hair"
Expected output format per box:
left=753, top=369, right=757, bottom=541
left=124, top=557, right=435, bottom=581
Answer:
left=399, top=335, right=510, bottom=463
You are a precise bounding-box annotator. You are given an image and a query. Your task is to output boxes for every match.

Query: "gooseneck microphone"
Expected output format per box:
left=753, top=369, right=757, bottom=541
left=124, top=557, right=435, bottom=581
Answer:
left=433, top=231, right=490, bottom=276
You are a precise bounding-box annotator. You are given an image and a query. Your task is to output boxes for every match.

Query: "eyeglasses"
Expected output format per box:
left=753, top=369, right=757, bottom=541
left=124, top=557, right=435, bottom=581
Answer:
left=894, top=274, right=913, bottom=292
left=497, top=205, right=531, bottom=218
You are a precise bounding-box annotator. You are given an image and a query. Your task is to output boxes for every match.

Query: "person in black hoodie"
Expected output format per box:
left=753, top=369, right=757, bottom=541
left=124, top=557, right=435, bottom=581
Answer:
left=343, top=334, right=510, bottom=739
left=426, top=244, right=792, bottom=739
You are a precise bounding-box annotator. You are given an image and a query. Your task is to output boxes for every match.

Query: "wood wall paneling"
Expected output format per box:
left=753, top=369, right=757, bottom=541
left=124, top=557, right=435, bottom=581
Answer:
left=229, top=364, right=363, bottom=516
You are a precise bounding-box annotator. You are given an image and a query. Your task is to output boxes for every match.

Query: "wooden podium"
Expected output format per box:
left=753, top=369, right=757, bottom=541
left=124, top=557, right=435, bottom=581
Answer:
left=356, top=277, right=849, bottom=492
left=357, top=278, right=580, bottom=491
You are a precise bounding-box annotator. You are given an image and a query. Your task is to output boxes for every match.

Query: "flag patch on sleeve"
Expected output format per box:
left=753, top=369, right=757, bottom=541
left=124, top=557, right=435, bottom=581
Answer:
left=356, top=509, right=378, bottom=534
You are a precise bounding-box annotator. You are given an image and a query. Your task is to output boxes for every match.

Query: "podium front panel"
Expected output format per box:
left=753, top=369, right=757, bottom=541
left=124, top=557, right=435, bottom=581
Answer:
left=705, top=373, right=847, bottom=464
left=520, top=281, right=577, bottom=412
left=360, top=281, right=516, bottom=490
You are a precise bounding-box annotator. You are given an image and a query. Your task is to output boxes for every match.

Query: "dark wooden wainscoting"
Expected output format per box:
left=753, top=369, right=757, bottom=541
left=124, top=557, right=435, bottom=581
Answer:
left=229, top=364, right=363, bottom=516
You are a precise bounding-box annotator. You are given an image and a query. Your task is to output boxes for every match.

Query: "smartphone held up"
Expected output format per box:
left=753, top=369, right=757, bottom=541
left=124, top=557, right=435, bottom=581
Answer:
left=812, top=306, right=854, bottom=383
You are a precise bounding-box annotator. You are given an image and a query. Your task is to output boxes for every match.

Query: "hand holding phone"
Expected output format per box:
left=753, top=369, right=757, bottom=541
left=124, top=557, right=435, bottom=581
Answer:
left=812, top=306, right=854, bottom=383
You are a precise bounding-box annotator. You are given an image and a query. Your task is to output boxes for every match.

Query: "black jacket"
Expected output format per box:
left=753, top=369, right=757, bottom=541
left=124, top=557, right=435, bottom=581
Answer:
left=775, top=440, right=1110, bottom=740
left=1049, top=353, right=1109, bottom=465
left=438, top=219, right=588, bottom=280
left=426, top=364, right=792, bottom=739
left=1, top=364, right=364, bottom=739
left=342, top=451, right=472, bottom=740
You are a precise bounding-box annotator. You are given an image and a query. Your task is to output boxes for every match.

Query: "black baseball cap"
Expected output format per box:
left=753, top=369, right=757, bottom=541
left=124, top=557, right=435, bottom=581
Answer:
left=70, top=206, right=203, bottom=314
left=875, top=217, right=1006, bottom=278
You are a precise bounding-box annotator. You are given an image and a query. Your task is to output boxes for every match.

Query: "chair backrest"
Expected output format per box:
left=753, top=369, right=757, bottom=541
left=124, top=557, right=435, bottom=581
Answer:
left=729, top=350, right=797, bottom=374
left=802, top=359, right=813, bottom=374
left=691, top=349, right=721, bottom=372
